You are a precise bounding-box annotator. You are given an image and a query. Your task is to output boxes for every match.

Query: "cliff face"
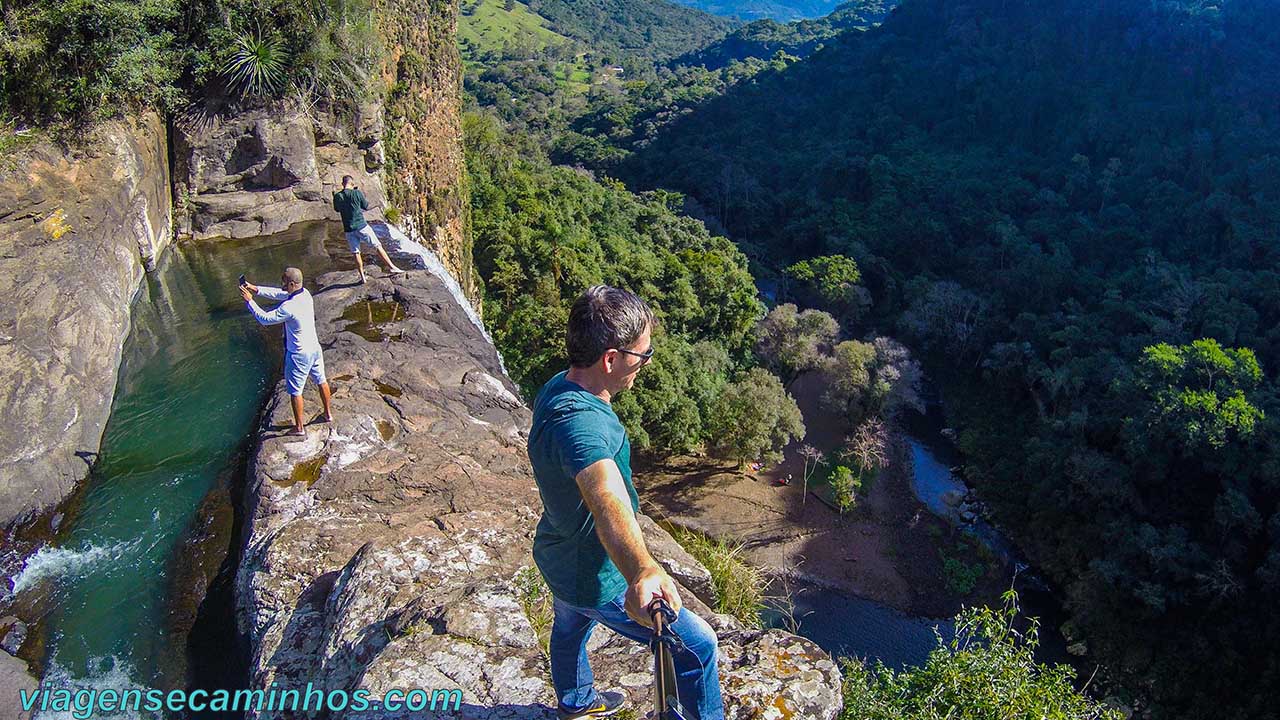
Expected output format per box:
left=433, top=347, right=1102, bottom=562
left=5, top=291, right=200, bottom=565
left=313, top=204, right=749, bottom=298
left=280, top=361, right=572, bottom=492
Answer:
left=236, top=262, right=843, bottom=718
left=0, top=113, right=172, bottom=530
left=173, top=102, right=389, bottom=241
left=375, top=0, right=476, bottom=304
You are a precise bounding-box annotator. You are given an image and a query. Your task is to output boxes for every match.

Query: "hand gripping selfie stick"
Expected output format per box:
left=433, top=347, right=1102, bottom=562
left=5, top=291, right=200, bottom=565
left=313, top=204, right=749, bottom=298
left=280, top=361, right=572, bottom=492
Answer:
left=648, top=598, right=689, bottom=720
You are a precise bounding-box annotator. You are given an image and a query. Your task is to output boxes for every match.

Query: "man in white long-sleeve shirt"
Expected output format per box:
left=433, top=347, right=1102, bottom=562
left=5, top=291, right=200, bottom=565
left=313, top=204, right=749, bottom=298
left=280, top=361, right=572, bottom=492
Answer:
left=241, top=267, right=334, bottom=436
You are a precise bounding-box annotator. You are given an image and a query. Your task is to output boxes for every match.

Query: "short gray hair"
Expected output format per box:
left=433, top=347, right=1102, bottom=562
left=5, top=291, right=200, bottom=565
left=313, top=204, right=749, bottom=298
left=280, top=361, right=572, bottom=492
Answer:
left=566, top=285, right=655, bottom=368
left=282, top=267, right=303, bottom=287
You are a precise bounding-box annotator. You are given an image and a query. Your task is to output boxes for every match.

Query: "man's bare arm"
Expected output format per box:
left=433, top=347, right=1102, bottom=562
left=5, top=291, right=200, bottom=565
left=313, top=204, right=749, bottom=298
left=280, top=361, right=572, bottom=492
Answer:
left=576, top=458, right=683, bottom=624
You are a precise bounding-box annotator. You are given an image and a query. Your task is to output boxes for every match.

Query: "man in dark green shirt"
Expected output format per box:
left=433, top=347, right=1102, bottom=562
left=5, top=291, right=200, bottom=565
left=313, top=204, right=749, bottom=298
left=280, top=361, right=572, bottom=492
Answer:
left=528, top=286, right=723, bottom=720
left=332, top=175, right=405, bottom=283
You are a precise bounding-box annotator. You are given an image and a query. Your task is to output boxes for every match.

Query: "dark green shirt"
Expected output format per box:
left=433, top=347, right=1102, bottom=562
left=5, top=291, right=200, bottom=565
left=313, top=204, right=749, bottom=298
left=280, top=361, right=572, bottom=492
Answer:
left=332, top=188, right=369, bottom=232
left=528, top=370, right=637, bottom=607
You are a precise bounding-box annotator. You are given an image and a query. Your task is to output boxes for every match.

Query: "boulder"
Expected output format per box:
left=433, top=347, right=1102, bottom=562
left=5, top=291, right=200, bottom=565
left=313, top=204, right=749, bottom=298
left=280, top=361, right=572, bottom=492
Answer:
left=940, top=489, right=965, bottom=508
left=0, top=653, right=37, bottom=720
left=0, top=617, right=26, bottom=656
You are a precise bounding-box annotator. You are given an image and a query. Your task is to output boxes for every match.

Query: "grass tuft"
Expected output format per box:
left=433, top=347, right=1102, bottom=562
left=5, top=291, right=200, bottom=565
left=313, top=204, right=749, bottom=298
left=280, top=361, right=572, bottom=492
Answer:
left=668, top=524, right=765, bottom=628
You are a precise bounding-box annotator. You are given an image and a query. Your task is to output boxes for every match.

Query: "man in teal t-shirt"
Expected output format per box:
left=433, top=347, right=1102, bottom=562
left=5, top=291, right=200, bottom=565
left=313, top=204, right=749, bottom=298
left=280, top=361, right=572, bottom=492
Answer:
left=332, top=175, right=404, bottom=283
left=527, top=285, right=723, bottom=720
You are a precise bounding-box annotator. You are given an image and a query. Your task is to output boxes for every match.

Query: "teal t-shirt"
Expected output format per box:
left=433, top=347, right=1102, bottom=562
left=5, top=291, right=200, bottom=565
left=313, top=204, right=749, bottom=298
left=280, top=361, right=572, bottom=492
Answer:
left=527, top=370, right=637, bottom=607
left=332, top=188, right=369, bottom=232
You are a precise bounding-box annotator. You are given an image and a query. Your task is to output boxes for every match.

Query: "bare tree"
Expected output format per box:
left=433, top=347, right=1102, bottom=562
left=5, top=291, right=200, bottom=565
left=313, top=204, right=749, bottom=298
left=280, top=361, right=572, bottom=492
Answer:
left=798, top=444, right=825, bottom=506
left=845, top=418, right=889, bottom=486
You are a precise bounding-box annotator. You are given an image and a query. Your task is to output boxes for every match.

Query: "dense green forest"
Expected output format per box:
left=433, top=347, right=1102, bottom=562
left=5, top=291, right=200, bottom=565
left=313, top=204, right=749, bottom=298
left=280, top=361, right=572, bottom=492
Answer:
left=464, top=0, right=895, bottom=169
left=599, top=0, right=1280, bottom=716
left=522, top=0, right=736, bottom=60
left=461, top=4, right=1140, bottom=712
left=464, top=112, right=769, bottom=454
left=0, top=0, right=380, bottom=124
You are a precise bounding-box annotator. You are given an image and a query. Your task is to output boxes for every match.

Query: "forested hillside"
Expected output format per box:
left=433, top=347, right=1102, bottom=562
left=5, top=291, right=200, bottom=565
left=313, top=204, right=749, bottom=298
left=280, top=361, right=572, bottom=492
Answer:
left=527, top=0, right=736, bottom=59
left=676, top=0, right=896, bottom=70
left=616, top=1, right=1280, bottom=716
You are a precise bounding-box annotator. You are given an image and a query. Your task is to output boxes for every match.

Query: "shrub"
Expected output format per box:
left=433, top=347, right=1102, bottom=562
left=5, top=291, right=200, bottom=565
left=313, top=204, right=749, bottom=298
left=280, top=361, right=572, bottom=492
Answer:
left=829, top=465, right=860, bottom=515
left=839, top=590, right=1123, bottom=720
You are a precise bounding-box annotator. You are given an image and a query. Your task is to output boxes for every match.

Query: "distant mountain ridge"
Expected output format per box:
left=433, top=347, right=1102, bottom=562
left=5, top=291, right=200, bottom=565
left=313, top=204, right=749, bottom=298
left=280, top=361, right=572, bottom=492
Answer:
left=676, top=0, right=896, bottom=68
left=671, top=0, right=846, bottom=21
left=530, top=0, right=738, bottom=60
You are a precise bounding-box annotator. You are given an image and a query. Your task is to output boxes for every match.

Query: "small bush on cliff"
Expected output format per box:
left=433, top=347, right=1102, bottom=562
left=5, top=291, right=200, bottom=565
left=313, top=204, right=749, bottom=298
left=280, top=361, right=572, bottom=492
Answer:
left=514, top=566, right=553, bottom=655
left=222, top=28, right=288, bottom=96
left=839, top=590, right=1122, bottom=720
left=0, top=0, right=183, bottom=122
left=206, top=0, right=381, bottom=108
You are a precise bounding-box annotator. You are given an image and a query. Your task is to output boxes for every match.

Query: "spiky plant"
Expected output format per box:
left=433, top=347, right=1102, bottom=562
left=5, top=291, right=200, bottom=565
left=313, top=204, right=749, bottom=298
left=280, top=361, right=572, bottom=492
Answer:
left=222, top=28, right=287, bottom=96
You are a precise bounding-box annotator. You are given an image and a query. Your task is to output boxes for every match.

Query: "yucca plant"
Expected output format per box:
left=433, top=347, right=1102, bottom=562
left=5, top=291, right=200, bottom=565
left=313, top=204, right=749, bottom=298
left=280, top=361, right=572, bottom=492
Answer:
left=222, top=28, right=287, bottom=96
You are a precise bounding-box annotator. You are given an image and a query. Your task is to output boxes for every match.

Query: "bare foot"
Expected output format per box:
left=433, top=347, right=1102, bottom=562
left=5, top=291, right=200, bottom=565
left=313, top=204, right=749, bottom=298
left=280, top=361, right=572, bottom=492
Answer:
left=287, top=427, right=306, bottom=437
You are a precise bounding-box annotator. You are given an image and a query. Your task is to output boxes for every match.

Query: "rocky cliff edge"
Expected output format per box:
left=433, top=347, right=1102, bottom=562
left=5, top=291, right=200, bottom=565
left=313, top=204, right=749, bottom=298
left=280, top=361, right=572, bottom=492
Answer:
left=236, top=245, right=843, bottom=719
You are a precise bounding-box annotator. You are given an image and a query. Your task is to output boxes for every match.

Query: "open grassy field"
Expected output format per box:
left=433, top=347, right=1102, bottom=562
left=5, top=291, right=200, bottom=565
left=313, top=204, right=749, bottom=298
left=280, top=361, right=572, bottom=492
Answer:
left=457, top=0, right=569, bottom=54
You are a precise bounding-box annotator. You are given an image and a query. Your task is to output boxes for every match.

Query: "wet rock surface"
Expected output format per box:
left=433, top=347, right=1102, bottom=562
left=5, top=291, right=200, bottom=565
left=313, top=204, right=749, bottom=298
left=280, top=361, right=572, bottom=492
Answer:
left=0, top=112, right=172, bottom=529
left=237, top=267, right=843, bottom=718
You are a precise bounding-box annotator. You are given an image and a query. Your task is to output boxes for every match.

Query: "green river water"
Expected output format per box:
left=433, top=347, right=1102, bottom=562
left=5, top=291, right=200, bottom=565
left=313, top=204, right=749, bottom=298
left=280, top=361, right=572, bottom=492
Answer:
left=7, top=223, right=352, bottom=712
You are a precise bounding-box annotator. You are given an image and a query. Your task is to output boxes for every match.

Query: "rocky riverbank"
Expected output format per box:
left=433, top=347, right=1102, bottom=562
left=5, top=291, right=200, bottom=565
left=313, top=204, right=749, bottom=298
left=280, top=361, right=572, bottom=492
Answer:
left=235, top=256, right=843, bottom=718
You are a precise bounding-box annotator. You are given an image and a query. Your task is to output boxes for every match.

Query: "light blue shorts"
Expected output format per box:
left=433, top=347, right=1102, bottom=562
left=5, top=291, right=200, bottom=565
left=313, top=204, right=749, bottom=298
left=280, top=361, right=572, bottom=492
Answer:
left=285, top=349, right=326, bottom=396
left=345, top=225, right=381, bottom=253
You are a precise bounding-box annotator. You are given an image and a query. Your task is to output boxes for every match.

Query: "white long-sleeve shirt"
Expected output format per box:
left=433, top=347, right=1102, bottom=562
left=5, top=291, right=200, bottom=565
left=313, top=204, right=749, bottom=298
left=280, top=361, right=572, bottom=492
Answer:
left=247, top=286, right=321, bottom=355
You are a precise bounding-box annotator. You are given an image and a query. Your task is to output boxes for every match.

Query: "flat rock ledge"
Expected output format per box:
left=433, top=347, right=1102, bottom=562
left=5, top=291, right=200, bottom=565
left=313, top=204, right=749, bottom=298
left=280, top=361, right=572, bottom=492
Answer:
left=237, top=263, right=842, bottom=719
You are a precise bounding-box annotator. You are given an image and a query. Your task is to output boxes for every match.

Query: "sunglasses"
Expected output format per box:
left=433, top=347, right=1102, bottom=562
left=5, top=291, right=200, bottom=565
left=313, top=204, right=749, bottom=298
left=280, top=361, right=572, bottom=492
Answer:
left=616, top=346, right=655, bottom=365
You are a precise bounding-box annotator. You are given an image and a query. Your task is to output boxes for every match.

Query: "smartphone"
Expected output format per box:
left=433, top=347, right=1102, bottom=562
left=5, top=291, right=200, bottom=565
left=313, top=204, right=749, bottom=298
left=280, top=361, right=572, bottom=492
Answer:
left=238, top=274, right=247, bottom=287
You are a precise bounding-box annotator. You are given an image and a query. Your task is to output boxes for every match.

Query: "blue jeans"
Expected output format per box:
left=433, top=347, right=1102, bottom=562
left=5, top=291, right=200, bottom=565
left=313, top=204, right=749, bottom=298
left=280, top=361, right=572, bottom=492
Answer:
left=549, top=592, right=724, bottom=720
